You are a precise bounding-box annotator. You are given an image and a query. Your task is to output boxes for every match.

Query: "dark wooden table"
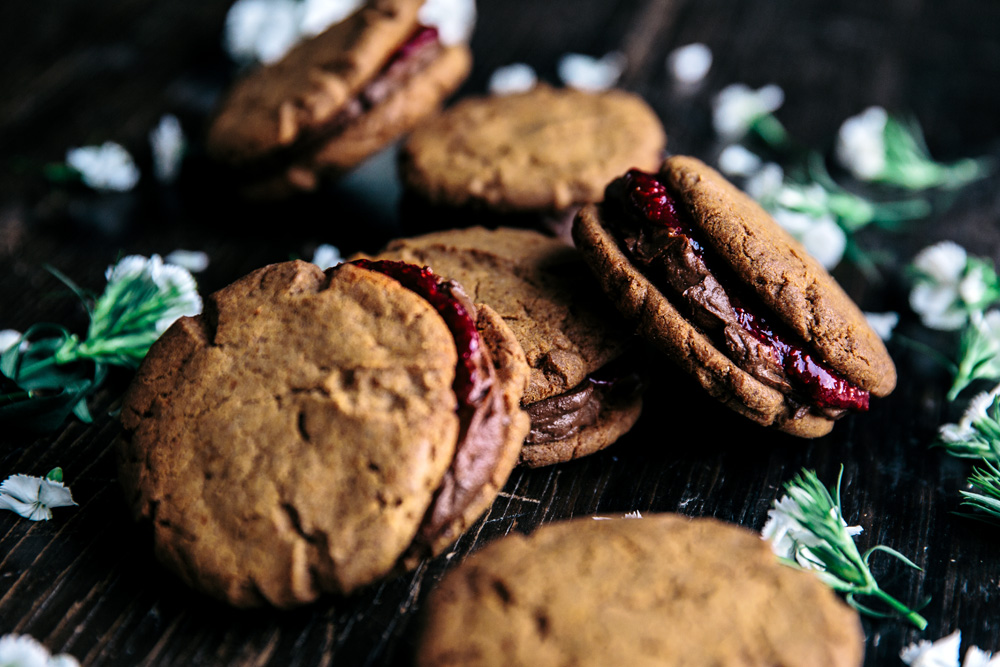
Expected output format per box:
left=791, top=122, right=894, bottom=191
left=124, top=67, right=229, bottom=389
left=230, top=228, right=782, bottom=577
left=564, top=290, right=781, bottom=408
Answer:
left=2, top=1, right=1000, bottom=664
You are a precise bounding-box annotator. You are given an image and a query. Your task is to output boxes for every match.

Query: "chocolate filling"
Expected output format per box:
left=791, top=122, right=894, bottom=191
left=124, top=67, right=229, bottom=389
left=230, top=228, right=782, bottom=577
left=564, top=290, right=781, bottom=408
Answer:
left=347, top=260, right=512, bottom=556
left=525, top=364, right=643, bottom=445
left=603, top=170, right=867, bottom=416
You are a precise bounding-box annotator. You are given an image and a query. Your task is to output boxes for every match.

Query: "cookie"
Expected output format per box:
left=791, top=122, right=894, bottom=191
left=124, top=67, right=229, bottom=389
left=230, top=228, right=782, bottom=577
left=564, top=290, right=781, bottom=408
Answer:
left=207, top=0, right=472, bottom=199
left=573, top=156, right=896, bottom=437
left=369, top=227, right=642, bottom=467
left=117, top=260, right=530, bottom=607
left=416, top=514, right=864, bottom=667
left=398, top=85, right=666, bottom=238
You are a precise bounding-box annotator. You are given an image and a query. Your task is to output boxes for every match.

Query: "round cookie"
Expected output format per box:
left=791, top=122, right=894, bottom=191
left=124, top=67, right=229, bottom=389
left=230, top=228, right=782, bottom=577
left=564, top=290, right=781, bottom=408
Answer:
left=399, top=85, right=666, bottom=237
left=573, top=156, right=896, bottom=437
left=416, top=514, right=864, bottom=667
left=370, top=227, right=642, bottom=467
left=117, top=260, right=530, bottom=608
left=207, top=0, right=472, bottom=199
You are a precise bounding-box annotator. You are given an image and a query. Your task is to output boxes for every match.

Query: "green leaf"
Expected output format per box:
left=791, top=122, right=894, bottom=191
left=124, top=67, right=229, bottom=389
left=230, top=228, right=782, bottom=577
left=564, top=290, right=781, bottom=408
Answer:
left=863, top=544, right=924, bottom=571
left=46, top=467, right=64, bottom=482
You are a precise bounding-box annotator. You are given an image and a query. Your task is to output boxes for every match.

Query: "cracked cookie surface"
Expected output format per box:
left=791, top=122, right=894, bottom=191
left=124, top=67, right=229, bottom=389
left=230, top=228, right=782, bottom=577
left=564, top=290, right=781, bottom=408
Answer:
left=416, top=514, right=864, bottom=667
left=117, top=260, right=528, bottom=607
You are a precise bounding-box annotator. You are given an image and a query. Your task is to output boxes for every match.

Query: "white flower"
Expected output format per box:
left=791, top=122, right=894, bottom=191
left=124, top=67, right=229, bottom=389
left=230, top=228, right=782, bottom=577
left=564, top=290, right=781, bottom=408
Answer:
left=667, top=43, right=712, bottom=84
left=913, top=241, right=968, bottom=285
left=65, top=142, right=140, bottom=193
left=762, top=495, right=861, bottom=571
left=965, top=647, right=1000, bottom=667
left=744, top=162, right=784, bottom=201
left=103, top=254, right=202, bottom=334
left=558, top=52, right=627, bottom=92
left=712, top=83, right=784, bottom=141
left=864, top=311, right=900, bottom=341
left=908, top=241, right=995, bottom=331
left=771, top=208, right=846, bottom=269
left=623, top=510, right=643, bottom=519
left=0, top=329, right=22, bottom=354
left=149, top=114, right=186, bottom=184
left=488, top=63, right=537, bottom=96
left=224, top=0, right=302, bottom=64
left=164, top=249, right=210, bottom=273
left=836, top=106, right=888, bottom=180
left=0, top=473, right=76, bottom=522
left=717, top=144, right=762, bottom=177
left=300, top=0, right=363, bottom=37
left=902, top=630, right=962, bottom=667
left=418, top=0, right=476, bottom=46
left=310, top=244, right=343, bottom=270
left=0, top=634, right=80, bottom=667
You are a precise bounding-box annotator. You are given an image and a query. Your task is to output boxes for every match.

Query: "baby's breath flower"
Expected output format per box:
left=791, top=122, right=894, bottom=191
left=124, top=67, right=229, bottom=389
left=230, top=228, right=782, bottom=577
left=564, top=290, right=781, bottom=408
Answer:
left=865, top=311, right=900, bottom=341
left=488, top=63, right=538, bottom=96
left=836, top=106, right=989, bottom=190
left=666, top=43, right=712, bottom=84
left=717, top=144, right=762, bottom=177
left=558, top=52, right=627, bottom=92
left=0, top=468, right=76, bottom=522
left=418, top=0, right=476, bottom=46
left=712, top=83, right=787, bottom=146
left=771, top=208, right=846, bottom=269
left=224, top=0, right=302, bottom=64
left=65, top=142, right=140, bottom=193
left=0, top=329, right=22, bottom=353
left=909, top=242, right=1000, bottom=332
left=762, top=467, right=927, bottom=629
left=310, top=244, right=343, bottom=270
left=149, top=114, right=186, bottom=184
left=0, top=633, right=80, bottom=667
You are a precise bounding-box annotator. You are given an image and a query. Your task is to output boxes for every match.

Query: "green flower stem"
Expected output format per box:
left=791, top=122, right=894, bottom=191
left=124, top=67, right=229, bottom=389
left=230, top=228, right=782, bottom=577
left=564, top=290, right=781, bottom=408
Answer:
left=751, top=113, right=791, bottom=150
left=870, top=587, right=928, bottom=630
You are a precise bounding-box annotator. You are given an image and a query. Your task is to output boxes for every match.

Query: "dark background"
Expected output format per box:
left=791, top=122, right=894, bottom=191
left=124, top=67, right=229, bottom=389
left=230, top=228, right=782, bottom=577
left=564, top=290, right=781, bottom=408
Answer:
left=2, top=0, right=1000, bottom=664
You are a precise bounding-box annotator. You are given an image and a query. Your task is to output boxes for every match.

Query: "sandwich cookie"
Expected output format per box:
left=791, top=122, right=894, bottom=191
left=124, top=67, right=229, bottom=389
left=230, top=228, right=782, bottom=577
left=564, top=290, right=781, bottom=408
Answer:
left=207, top=0, right=472, bottom=199
left=398, top=85, right=666, bottom=239
left=117, top=259, right=529, bottom=607
left=573, top=156, right=896, bottom=437
left=416, top=514, right=864, bottom=667
left=370, top=227, right=642, bottom=467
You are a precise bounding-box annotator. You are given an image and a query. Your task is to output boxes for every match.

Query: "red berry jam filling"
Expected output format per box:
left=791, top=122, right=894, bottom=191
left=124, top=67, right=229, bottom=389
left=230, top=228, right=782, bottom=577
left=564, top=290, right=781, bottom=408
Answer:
left=608, top=169, right=868, bottom=412
left=350, top=259, right=483, bottom=406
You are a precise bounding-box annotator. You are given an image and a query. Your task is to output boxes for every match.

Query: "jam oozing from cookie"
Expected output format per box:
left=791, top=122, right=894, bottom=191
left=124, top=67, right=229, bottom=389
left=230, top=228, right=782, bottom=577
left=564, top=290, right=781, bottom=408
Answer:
left=611, top=169, right=868, bottom=411
left=350, top=259, right=483, bottom=405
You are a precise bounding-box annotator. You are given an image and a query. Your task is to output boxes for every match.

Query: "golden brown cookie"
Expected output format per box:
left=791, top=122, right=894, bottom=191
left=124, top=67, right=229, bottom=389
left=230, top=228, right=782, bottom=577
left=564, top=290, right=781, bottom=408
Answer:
left=207, top=0, right=472, bottom=198
left=399, top=85, right=665, bottom=238
left=370, top=227, right=642, bottom=467
left=573, top=156, right=896, bottom=437
left=117, top=260, right=529, bottom=608
left=416, top=514, right=864, bottom=667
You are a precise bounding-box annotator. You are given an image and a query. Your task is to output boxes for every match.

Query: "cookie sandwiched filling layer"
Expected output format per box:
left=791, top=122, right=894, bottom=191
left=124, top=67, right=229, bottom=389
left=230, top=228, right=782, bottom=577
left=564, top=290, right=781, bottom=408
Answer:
left=348, top=259, right=514, bottom=558
left=602, top=170, right=868, bottom=418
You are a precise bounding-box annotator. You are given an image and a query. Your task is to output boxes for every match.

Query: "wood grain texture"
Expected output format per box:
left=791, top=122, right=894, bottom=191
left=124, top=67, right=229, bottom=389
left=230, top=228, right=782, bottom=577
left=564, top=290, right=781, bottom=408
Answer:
left=2, top=0, right=1000, bottom=664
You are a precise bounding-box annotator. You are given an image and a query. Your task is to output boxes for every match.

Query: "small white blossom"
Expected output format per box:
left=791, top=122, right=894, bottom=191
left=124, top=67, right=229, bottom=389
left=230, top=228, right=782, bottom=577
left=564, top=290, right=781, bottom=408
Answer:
left=667, top=43, right=712, bottom=84
left=0, top=634, right=80, bottom=667
left=65, top=142, right=140, bottom=193
left=164, top=249, right=210, bottom=273
left=310, top=244, right=343, bottom=270
left=718, top=144, right=762, bottom=177
left=488, top=63, right=538, bottom=96
left=149, top=114, right=186, bottom=184
left=864, top=311, right=900, bottom=342
left=300, top=0, right=363, bottom=37
left=762, top=494, right=862, bottom=571
left=836, top=106, right=888, bottom=181
left=0, top=329, right=22, bottom=353
left=103, top=254, right=202, bottom=334
left=909, top=241, right=997, bottom=331
left=913, top=241, right=968, bottom=285
left=965, top=647, right=1000, bottom=667
left=224, top=0, right=302, bottom=64
left=744, top=162, right=785, bottom=201
left=558, top=52, right=627, bottom=92
left=418, top=0, right=476, bottom=46
left=623, top=510, right=643, bottom=519
left=712, top=83, right=784, bottom=141
left=771, top=208, right=846, bottom=269
left=902, top=630, right=962, bottom=667
left=0, top=473, right=76, bottom=522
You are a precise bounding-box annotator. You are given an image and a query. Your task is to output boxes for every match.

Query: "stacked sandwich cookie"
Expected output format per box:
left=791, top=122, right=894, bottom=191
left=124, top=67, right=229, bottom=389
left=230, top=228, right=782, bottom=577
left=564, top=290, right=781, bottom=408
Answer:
left=573, top=155, right=896, bottom=437
left=207, top=0, right=472, bottom=199
left=117, top=260, right=529, bottom=607
left=369, top=226, right=643, bottom=467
